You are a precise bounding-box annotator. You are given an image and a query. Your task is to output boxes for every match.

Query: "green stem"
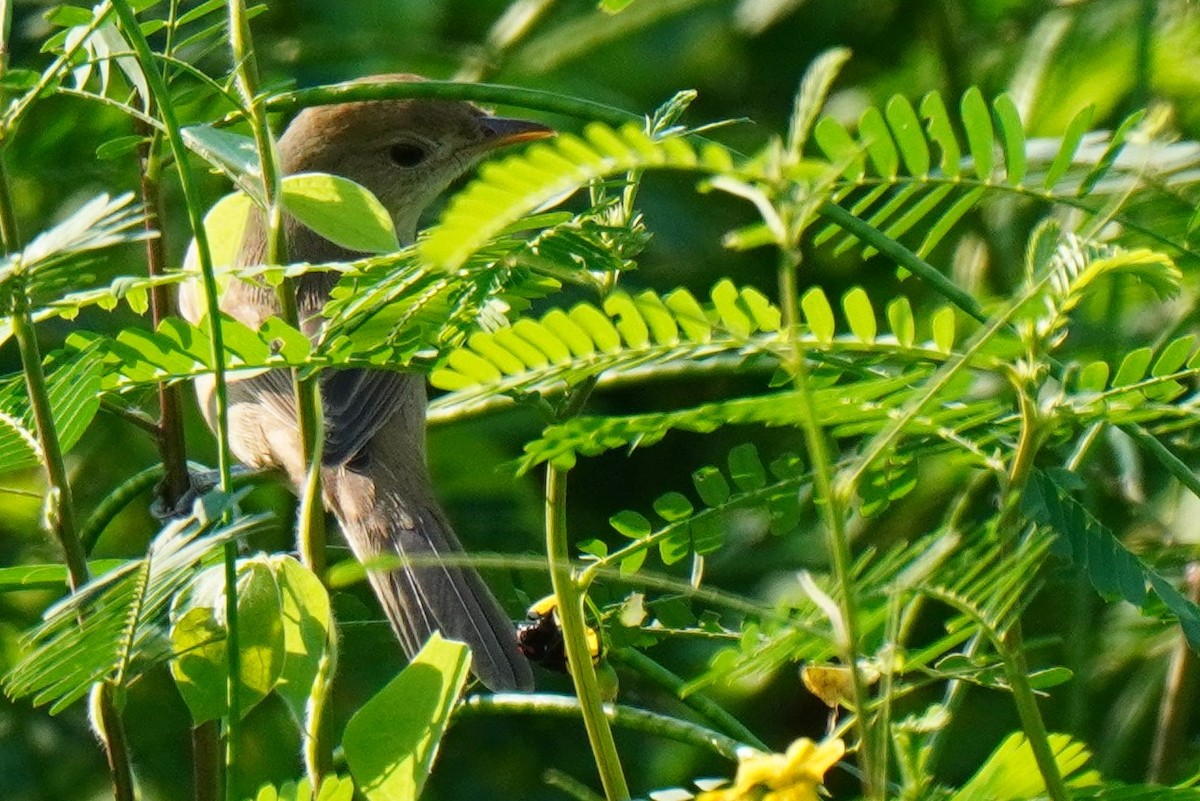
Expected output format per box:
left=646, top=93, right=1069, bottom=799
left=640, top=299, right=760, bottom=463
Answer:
left=265, top=79, right=638, bottom=128
left=608, top=647, right=768, bottom=751
left=777, top=248, right=875, bottom=798
left=108, top=1, right=239, bottom=795
left=993, top=387, right=1069, bottom=801
left=0, top=14, right=136, bottom=793
left=996, top=633, right=1070, bottom=801
left=95, top=686, right=136, bottom=801
left=80, top=464, right=166, bottom=553
left=817, top=200, right=986, bottom=324
left=457, top=692, right=749, bottom=762
left=227, top=0, right=327, bottom=579
left=546, top=466, right=631, bottom=801
left=543, top=769, right=608, bottom=801
left=10, top=294, right=90, bottom=588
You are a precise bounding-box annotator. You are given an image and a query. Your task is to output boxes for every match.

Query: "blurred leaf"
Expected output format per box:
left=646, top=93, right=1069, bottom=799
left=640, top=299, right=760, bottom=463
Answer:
left=1024, top=469, right=1200, bottom=648
left=182, top=125, right=262, bottom=198
left=0, top=560, right=128, bottom=592
left=951, top=732, right=1098, bottom=801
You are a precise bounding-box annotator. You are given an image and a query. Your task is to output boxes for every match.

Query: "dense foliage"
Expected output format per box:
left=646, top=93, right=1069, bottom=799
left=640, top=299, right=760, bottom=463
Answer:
left=2, top=1, right=1200, bottom=800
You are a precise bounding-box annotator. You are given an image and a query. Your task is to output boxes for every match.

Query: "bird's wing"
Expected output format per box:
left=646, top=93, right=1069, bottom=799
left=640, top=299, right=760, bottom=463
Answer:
left=320, top=368, right=418, bottom=467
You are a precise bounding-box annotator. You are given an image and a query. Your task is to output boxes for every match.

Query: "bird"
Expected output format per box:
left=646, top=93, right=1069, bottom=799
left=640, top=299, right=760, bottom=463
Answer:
left=179, top=74, right=552, bottom=691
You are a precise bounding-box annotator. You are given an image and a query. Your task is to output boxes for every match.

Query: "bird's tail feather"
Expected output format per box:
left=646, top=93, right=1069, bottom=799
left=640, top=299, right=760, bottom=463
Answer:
left=325, top=465, right=533, bottom=692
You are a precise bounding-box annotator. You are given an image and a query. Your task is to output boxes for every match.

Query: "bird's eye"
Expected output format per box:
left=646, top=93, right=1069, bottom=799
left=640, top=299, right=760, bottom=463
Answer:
left=388, top=142, right=428, bottom=167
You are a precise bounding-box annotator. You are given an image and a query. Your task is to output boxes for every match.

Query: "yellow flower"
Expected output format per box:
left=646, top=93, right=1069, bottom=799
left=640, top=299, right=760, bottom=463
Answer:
left=697, top=737, right=845, bottom=801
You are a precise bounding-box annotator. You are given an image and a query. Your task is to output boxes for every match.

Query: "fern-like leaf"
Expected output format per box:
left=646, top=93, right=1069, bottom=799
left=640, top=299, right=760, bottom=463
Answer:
left=0, top=352, right=102, bottom=474
left=1023, top=469, right=1200, bottom=649
left=420, top=121, right=735, bottom=270
left=4, top=491, right=268, bottom=713
left=812, top=88, right=1200, bottom=260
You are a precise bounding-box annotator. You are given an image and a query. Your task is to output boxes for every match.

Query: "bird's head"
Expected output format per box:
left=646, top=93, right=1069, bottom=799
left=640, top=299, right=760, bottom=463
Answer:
left=277, top=74, right=554, bottom=243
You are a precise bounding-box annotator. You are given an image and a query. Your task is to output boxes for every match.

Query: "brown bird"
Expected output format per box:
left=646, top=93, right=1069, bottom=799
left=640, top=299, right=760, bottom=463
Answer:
left=180, top=75, right=552, bottom=691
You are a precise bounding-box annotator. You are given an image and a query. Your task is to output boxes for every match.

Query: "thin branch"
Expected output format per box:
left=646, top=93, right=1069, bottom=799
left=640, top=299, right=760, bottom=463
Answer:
left=457, top=692, right=749, bottom=762
left=547, top=465, right=631, bottom=801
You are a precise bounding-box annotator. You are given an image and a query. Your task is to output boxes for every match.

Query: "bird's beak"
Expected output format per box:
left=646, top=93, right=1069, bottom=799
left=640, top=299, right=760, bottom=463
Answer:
left=478, top=116, right=556, bottom=150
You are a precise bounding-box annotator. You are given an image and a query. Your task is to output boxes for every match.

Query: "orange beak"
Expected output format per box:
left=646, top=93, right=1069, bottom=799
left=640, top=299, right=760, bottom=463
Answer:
left=479, top=116, right=556, bottom=150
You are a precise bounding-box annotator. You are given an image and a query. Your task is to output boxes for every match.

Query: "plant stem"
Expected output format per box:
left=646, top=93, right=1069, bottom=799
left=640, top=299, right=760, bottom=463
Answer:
left=608, top=647, right=768, bottom=751
left=0, top=12, right=138, bottom=793
left=546, top=465, right=631, bottom=801
left=136, top=116, right=192, bottom=509
left=108, top=2, right=240, bottom=795
left=543, top=769, right=608, bottom=801
left=1148, top=563, right=1200, bottom=782
left=227, top=0, right=327, bottom=579
left=9, top=293, right=90, bottom=588
left=95, top=688, right=136, bottom=801
left=992, top=387, right=1069, bottom=801
left=777, top=248, right=876, bottom=797
left=265, top=79, right=639, bottom=128
left=457, top=692, right=749, bottom=762
left=817, top=201, right=986, bottom=323
left=192, top=721, right=222, bottom=801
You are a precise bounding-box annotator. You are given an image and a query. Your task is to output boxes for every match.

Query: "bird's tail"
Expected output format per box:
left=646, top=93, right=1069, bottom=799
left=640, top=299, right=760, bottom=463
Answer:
left=323, top=461, right=533, bottom=692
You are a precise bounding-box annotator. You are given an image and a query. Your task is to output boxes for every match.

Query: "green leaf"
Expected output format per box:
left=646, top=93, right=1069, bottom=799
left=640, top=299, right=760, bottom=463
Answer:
left=46, top=6, right=95, bottom=27
left=693, top=466, right=731, bottom=507
left=343, top=634, right=470, bottom=801
left=182, top=125, right=262, bottom=198
left=885, top=95, right=929, bottom=176
left=1024, top=470, right=1200, bottom=649
left=919, top=91, right=961, bottom=178
left=1076, top=361, right=1110, bottom=393
left=1111, top=347, right=1153, bottom=387
left=813, top=116, right=866, bottom=179
left=653, top=492, right=695, bottom=522
left=282, top=173, right=400, bottom=255
left=183, top=190, right=255, bottom=278
left=0, top=354, right=102, bottom=475
left=801, top=287, right=835, bottom=344
left=1080, top=109, right=1144, bottom=198
left=787, top=47, right=852, bottom=158
left=271, top=555, right=333, bottom=722
left=246, top=775, right=355, bottom=801
left=959, top=87, right=995, bottom=181
left=858, top=105, right=899, bottom=179
left=886, top=296, right=915, bottom=348
left=952, top=732, right=1097, bottom=801
left=96, top=135, right=147, bottom=161
left=170, top=557, right=286, bottom=723
left=931, top=306, right=956, bottom=353
left=0, top=560, right=127, bottom=592
left=1043, top=105, right=1094, bottom=191
left=610, top=510, right=652, bottom=539
left=842, top=286, right=876, bottom=343
left=728, top=443, right=766, bottom=492
left=991, top=94, right=1026, bottom=185
left=421, top=122, right=717, bottom=271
